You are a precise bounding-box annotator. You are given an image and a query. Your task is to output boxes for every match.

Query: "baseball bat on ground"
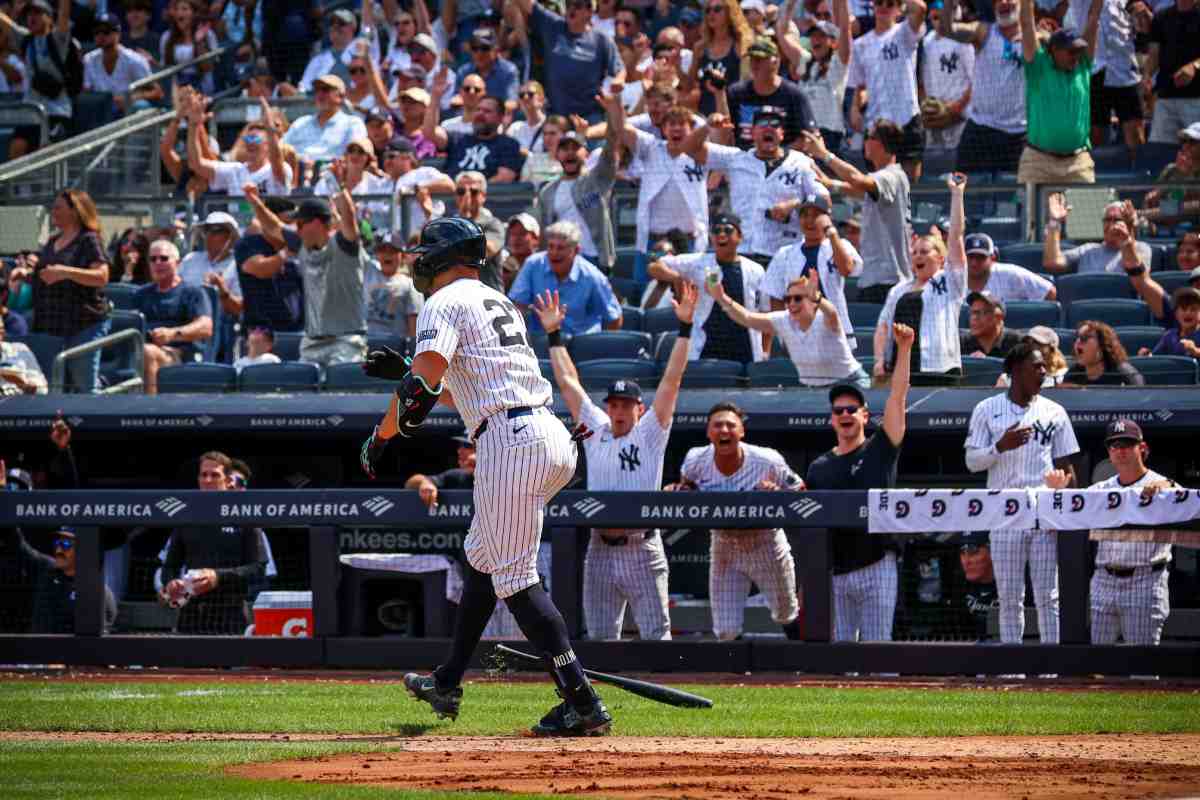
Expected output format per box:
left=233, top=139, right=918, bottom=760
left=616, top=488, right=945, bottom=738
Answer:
left=492, top=644, right=714, bottom=709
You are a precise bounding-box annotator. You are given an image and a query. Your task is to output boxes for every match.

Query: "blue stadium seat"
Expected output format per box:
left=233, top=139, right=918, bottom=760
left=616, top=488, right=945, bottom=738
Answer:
left=569, top=331, right=653, bottom=361
left=612, top=280, right=641, bottom=307
left=613, top=248, right=640, bottom=279
left=1054, top=273, right=1133, bottom=306
left=643, top=307, right=678, bottom=335
left=620, top=305, right=644, bottom=331
left=1055, top=327, right=1077, bottom=354
left=538, top=358, right=552, bottom=376
left=324, top=363, right=389, bottom=392
left=843, top=276, right=859, bottom=298
left=1004, top=301, right=1063, bottom=329
left=528, top=331, right=571, bottom=359
left=960, top=356, right=1005, bottom=387
left=852, top=328, right=875, bottom=353
left=847, top=302, right=883, bottom=329
left=1149, top=243, right=1172, bottom=273
left=105, top=283, right=140, bottom=310
left=1154, top=271, right=1194, bottom=296
left=654, top=332, right=678, bottom=363
left=101, top=310, right=147, bottom=386
left=576, top=358, right=658, bottom=390
left=238, top=361, right=322, bottom=392
left=1127, top=356, right=1199, bottom=386
left=10, top=333, right=64, bottom=378
left=1066, top=298, right=1153, bottom=328
left=157, top=363, right=237, bottom=394
left=1115, top=326, right=1168, bottom=355
left=680, top=359, right=744, bottom=388
left=745, top=360, right=800, bottom=388
left=996, top=242, right=1049, bottom=272
left=273, top=331, right=303, bottom=361
left=858, top=356, right=876, bottom=376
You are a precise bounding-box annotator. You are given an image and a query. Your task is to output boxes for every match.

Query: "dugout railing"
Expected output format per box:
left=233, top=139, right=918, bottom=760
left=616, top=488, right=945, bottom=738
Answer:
left=1, top=489, right=1197, bottom=677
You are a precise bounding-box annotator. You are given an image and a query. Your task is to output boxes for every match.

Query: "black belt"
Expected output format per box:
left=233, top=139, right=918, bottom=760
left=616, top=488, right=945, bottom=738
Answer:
left=599, top=530, right=657, bottom=547
left=1025, top=142, right=1089, bottom=158
left=1104, top=561, right=1168, bottom=578
left=472, top=406, right=532, bottom=441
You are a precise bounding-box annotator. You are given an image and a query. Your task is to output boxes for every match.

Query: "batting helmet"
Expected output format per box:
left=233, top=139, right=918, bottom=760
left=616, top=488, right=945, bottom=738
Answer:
left=408, top=217, right=487, bottom=291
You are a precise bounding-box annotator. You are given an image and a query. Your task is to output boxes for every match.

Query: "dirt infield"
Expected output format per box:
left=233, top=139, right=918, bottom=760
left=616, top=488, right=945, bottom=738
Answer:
left=228, top=734, right=1200, bottom=800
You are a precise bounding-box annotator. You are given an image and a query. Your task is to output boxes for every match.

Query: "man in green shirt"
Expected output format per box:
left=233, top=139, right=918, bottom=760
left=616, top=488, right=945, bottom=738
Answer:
left=1016, top=0, right=1103, bottom=187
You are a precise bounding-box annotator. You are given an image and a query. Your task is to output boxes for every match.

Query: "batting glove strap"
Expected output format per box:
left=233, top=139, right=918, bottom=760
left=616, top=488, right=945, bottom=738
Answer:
left=360, top=425, right=390, bottom=479
left=393, top=372, right=443, bottom=438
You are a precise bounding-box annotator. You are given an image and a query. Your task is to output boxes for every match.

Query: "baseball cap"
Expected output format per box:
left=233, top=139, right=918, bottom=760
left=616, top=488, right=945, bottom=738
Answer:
left=410, top=33, right=438, bottom=54
left=966, top=290, right=1006, bottom=314
left=202, top=211, right=241, bottom=237
left=680, top=7, right=703, bottom=25
left=364, top=110, right=393, bottom=126
left=1172, top=286, right=1200, bottom=308
left=741, top=0, right=766, bottom=13
left=1048, top=28, right=1087, bottom=50
left=396, top=64, right=428, bottom=81
left=263, top=196, right=297, bottom=217
left=964, top=233, right=995, bottom=257
left=347, top=136, right=376, bottom=158
left=27, top=0, right=54, bottom=14
left=812, top=20, right=840, bottom=38
left=557, top=130, right=586, bottom=148
left=604, top=379, right=643, bottom=403
left=295, top=198, right=333, bottom=222
left=710, top=212, right=743, bottom=233
left=1104, top=418, right=1143, bottom=444
left=470, top=28, right=497, bottom=48
left=313, top=74, right=346, bottom=93
left=959, top=530, right=989, bottom=550
left=329, top=8, right=357, bottom=27
left=1179, top=122, right=1200, bottom=143
left=798, top=186, right=832, bottom=214
left=4, top=467, right=33, bottom=491
left=828, top=382, right=866, bottom=407
left=747, top=35, right=779, bottom=59
left=841, top=214, right=863, bottom=230
left=375, top=232, right=406, bottom=251
left=507, top=212, right=540, bottom=236
left=1025, top=325, right=1059, bottom=348
left=384, top=136, right=415, bottom=155
left=752, top=105, right=787, bottom=126
left=93, top=11, right=121, bottom=31
left=401, top=86, right=431, bottom=106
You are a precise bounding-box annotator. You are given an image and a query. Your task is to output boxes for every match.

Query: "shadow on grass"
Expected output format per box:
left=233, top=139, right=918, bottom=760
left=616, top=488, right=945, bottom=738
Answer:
left=390, top=722, right=437, bottom=737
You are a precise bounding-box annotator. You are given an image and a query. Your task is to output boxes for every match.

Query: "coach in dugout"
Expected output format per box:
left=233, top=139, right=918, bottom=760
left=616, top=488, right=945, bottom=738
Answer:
left=159, top=451, right=267, bottom=635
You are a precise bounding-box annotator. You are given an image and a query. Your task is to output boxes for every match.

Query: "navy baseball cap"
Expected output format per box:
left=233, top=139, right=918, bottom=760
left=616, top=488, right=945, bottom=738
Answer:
left=964, top=233, right=995, bottom=257
left=959, top=530, right=989, bottom=550
left=828, top=383, right=866, bottom=407
left=752, top=105, right=787, bottom=126
left=93, top=12, right=121, bottom=31
left=966, top=290, right=1006, bottom=314
left=1104, top=419, right=1143, bottom=444
left=295, top=198, right=332, bottom=222
left=1049, top=28, right=1087, bottom=50
left=799, top=185, right=832, bottom=214
left=605, top=379, right=643, bottom=402
left=710, top=212, right=743, bottom=233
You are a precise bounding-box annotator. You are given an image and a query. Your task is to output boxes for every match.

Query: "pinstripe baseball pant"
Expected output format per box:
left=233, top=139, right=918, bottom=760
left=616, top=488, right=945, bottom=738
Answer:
left=709, top=530, right=798, bottom=640
left=1090, top=567, right=1170, bottom=645
left=832, top=551, right=898, bottom=642
left=991, top=528, right=1059, bottom=644
left=465, top=408, right=577, bottom=599
left=583, top=531, right=671, bottom=641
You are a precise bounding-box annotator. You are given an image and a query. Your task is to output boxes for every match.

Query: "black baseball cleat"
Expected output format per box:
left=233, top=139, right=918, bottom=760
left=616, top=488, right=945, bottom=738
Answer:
left=403, top=673, right=462, bottom=720
left=530, top=698, right=613, bottom=737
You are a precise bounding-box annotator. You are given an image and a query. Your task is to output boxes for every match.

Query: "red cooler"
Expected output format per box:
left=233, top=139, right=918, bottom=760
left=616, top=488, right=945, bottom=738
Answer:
left=250, top=591, right=313, bottom=637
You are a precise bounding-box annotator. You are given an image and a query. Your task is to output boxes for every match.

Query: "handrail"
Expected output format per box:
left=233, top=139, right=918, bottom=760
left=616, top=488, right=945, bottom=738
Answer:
left=50, top=328, right=145, bottom=394
left=127, top=46, right=227, bottom=95
left=0, top=101, right=49, bottom=153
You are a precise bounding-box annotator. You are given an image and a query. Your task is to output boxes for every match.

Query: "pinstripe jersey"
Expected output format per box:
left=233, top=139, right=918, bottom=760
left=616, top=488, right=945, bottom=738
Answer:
left=878, top=260, right=968, bottom=373
left=577, top=397, right=671, bottom=491
left=965, top=393, right=1080, bottom=490
left=414, top=277, right=551, bottom=434
left=977, top=262, right=1055, bottom=303
left=680, top=444, right=803, bottom=534
left=1090, top=469, right=1174, bottom=567
left=703, top=144, right=817, bottom=256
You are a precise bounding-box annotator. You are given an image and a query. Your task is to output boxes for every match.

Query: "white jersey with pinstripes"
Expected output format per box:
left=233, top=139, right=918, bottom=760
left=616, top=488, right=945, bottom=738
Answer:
left=1091, top=469, right=1175, bottom=567
left=965, top=393, right=1080, bottom=490
left=413, top=278, right=551, bottom=434
left=680, top=444, right=804, bottom=532
left=578, top=397, right=672, bottom=492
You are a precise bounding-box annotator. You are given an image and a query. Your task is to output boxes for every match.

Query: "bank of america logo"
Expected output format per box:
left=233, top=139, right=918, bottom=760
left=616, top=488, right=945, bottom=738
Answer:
left=573, top=498, right=606, bottom=518
left=327, top=415, right=345, bottom=426
left=156, top=497, right=187, bottom=517
left=789, top=498, right=823, bottom=519
left=1155, top=410, right=1173, bottom=422
left=363, top=496, right=395, bottom=517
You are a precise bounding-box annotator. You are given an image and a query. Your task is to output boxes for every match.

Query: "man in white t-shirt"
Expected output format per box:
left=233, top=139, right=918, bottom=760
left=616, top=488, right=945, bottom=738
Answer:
left=82, top=13, right=161, bottom=114
left=848, top=0, right=928, bottom=180
left=964, top=233, right=1057, bottom=301
left=382, top=138, right=454, bottom=240
left=298, top=9, right=372, bottom=94
left=179, top=212, right=242, bottom=304
left=186, top=96, right=292, bottom=197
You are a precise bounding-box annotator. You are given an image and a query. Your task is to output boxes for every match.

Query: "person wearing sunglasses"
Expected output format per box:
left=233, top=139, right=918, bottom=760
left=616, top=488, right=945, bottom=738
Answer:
left=188, top=95, right=292, bottom=200
left=380, top=136, right=454, bottom=235
left=132, top=239, right=214, bottom=394
left=344, top=44, right=391, bottom=116
left=804, top=322, right=914, bottom=644
left=1041, top=196, right=1153, bottom=276
left=0, top=524, right=118, bottom=633
left=439, top=73, right=489, bottom=137
left=81, top=12, right=162, bottom=114
left=454, top=27, right=520, bottom=106
left=297, top=8, right=368, bottom=94
left=427, top=70, right=525, bottom=183
left=506, top=81, right=550, bottom=153
left=281, top=74, right=370, bottom=170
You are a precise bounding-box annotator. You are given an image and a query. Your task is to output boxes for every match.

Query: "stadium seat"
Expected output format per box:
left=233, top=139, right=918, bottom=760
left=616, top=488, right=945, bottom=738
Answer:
left=679, top=359, right=744, bottom=388
left=1004, top=301, right=1063, bottom=329
left=576, top=358, right=658, bottom=389
left=157, top=363, right=237, bottom=394
left=858, top=356, right=875, bottom=376
left=613, top=248, right=640, bottom=279
left=1153, top=271, right=1194, bottom=296
left=528, top=331, right=570, bottom=359
left=1054, top=273, right=1133, bottom=306
left=745, top=359, right=800, bottom=388
left=1066, top=298, right=1153, bottom=328
left=273, top=331, right=303, bottom=361
left=105, top=283, right=140, bottom=310
left=538, top=358, right=552, bottom=376
left=238, top=361, right=322, bottom=393
left=620, top=305, right=644, bottom=331
left=612, top=280, right=641, bottom=307
left=843, top=276, right=859, bottom=298
left=569, top=331, right=653, bottom=361
left=324, top=363, right=389, bottom=392
left=960, top=356, right=1005, bottom=387
left=1055, top=327, right=1077, bottom=354
left=101, top=310, right=147, bottom=386
left=654, top=332, right=678, bottom=362
left=847, top=302, right=883, bottom=329
left=1127, top=356, right=1199, bottom=386
left=1115, top=326, right=1168, bottom=355
left=852, top=328, right=875, bottom=353
left=10, top=333, right=64, bottom=379
left=996, top=242, right=1049, bottom=272
left=1149, top=243, right=1172, bottom=273
left=643, top=307, right=678, bottom=335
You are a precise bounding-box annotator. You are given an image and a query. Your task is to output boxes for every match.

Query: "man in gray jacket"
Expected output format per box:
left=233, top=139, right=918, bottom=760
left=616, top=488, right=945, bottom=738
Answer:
left=535, top=129, right=618, bottom=273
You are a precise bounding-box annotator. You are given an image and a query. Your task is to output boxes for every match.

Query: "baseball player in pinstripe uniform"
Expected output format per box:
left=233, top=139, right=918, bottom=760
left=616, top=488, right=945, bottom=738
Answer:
left=533, top=283, right=698, bottom=641
left=965, top=341, right=1080, bottom=646
left=359, top=217, right=611, bottom=736
left=1048, top=419, right=1176, bottom=645
left=668, top=402, right=805, bottom=640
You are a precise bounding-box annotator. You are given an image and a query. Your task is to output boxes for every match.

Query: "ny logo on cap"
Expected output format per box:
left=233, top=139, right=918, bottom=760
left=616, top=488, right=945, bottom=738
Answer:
left=613, top=381, right=626, bottom=392
left=1112, top=421, right=1126, bottom=433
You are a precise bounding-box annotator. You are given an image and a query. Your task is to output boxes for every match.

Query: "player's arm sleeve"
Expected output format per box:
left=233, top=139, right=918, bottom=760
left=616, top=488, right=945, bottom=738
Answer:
left=772, top=453, right=805, bottom=489
left=963, top=404, right=998, bottom=472
left=705, top=142, right=739, bottom=172
left=1052, top=412, right=1081, bottom=459
left=763, top=253, right=787, bottom=299
left=577, top=395, right=611, bottom=432
left=214, top=528, right=268, bottom=586
left=413, top=296, right=462, bottom=365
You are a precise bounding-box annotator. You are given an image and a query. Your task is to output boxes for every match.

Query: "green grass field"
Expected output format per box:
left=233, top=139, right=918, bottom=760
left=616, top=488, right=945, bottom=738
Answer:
left=2, top=679, right=1198, bottom=799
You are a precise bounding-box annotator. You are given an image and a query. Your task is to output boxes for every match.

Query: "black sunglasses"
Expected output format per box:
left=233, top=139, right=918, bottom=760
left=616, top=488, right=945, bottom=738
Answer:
left=831, top=405, right=860, bottom=416
left=461, top=86, right=483, bottom=94
left=711, top=224, right=737, bottom=235
left=149, top=254, right=173, bottom=262
left=347, top=147, right=369, bottom=156
left=456, top=187, right=483, bottom=196
left=519, top=90, right=537, bottom=99
left=784, top=294, right=811, bottom=304
left=349, top=66, right=366, bottom=75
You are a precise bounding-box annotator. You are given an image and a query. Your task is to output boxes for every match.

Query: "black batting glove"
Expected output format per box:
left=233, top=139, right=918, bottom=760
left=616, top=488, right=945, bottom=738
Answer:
left=362, top=346, right=411, bottom=380
left=360, top=425, right=390, bottom=479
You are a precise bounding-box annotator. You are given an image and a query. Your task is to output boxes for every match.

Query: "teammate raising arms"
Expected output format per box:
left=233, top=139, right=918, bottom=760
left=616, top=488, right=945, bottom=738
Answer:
left=359, top=217, right=611, bottom=736
left=533, top=283, right=697, bottom=641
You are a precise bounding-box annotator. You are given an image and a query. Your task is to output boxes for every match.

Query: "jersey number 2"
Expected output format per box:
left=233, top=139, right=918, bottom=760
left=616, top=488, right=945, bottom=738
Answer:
left=483, top=299, right=528, bottom=348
